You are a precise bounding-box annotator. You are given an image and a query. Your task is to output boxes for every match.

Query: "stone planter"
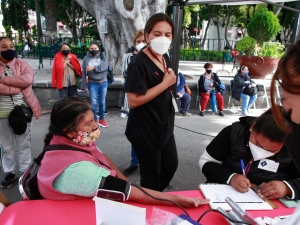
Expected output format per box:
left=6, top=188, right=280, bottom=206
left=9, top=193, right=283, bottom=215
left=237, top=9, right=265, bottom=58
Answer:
left=236, top=55, right=280, bottom=79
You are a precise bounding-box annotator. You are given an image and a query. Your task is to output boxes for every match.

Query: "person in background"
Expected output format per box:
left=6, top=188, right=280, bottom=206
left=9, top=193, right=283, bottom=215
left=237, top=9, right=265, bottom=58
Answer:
left=230, top=45, right=239, bottom=62
left=22, top=37, right=33, bottom=58
left=121, top=46, right=138, bottom=119
left=270, top=37, right=300, bottom=224
left=122, top=30, right=146, bottom=177
left=0, top=37, right=41, bottom=188
left=125, top=13, right=178, bottom=191
left=177, top=70, right=191, bottom=116
left=52, top=42, right=82, bottom=98
left=199, top=108, right=300, bottom=199
left=81, top=41, right=109, bottom=128
left=37, top=97, right=210, bottom=208
left=232, top=65, right=257, bottom=115
left=198, top=63, right=224, bottom=117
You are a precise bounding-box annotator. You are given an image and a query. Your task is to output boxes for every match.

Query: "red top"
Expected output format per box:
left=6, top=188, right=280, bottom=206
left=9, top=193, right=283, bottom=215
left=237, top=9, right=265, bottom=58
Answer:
left=52, top=52, right=82, bottom=89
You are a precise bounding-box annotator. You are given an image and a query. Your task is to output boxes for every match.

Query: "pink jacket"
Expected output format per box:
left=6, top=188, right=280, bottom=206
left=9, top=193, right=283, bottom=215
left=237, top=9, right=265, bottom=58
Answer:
left=0, top=58, right=41, bottom=119
left=38, top=135, right=117, bottom=200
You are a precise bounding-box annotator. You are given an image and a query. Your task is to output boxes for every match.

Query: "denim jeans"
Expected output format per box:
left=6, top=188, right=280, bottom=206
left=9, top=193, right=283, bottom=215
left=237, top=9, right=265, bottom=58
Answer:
left=130, top=146, right=139, bottom=166
left=240, top=93, right=257, bottom=114
left=88, top=81, right=108, bottom=120
left=179, top=92, right=191, bottom=114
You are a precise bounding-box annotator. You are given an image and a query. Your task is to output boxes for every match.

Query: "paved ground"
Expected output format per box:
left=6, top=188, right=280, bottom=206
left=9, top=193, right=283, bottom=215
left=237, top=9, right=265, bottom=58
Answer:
left=0, top=58, right=267, bottom=204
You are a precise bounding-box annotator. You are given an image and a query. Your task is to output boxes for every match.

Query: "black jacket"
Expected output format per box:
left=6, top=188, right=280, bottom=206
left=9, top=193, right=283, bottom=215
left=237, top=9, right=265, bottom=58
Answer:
left=232, top=73, right=256, bottom=101
left=202, top=116, right=300, bottom=199
left=198, top=72, right=221, bottom=94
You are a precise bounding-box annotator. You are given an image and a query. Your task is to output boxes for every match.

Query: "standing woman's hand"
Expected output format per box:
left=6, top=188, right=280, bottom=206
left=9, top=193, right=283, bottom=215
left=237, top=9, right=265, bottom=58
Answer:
left=162, top=68, right=176, bottom=87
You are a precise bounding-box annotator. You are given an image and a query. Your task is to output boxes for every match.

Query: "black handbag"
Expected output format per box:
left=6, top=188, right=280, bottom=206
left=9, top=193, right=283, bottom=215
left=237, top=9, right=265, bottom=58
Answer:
left=242, top=85, right=258, bottom=96
left=8, top=96, right=33, bottom=135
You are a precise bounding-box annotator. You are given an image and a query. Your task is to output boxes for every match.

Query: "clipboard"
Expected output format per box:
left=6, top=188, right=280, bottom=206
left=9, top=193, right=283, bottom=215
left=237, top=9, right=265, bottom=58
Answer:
left=198, top=184, right=273, bottom=211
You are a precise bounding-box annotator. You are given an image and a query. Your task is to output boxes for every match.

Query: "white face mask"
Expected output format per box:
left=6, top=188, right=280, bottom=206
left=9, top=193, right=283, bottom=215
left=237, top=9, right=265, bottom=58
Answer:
left=136, top=43, right=146, bottom=52
left=249, top=142, right=275, bottom=161
left=150, top=36, right=171, bottom=55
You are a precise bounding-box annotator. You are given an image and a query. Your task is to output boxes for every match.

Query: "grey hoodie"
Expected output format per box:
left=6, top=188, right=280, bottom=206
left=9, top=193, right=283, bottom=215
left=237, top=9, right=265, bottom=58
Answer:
left=81, top=52, right=108, bottom=90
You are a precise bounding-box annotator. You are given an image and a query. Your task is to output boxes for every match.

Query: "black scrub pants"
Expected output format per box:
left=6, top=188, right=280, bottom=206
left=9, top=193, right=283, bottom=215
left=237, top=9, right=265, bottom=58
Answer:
left=133, top=135, right=178, bottom=192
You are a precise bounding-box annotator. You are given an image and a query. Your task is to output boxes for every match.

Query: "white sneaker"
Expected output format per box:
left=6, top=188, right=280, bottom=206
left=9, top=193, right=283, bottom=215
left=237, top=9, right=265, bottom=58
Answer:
left=247, top=109, right=253, bottom=113
left=120, top=112, right=128, bottom=118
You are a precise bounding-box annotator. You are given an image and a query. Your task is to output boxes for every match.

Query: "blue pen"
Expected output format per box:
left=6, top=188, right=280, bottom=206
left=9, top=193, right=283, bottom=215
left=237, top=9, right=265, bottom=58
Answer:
left=240, top=159, right=246, bottom=177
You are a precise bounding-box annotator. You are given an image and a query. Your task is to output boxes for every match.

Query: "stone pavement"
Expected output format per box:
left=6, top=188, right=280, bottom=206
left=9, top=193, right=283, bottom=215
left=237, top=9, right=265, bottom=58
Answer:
left=0, top=58, right=268, bottom=204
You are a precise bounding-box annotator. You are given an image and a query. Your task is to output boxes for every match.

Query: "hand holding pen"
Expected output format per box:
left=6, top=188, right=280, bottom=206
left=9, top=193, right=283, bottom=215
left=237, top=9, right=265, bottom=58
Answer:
left=229, top=159, right=251, bottom=193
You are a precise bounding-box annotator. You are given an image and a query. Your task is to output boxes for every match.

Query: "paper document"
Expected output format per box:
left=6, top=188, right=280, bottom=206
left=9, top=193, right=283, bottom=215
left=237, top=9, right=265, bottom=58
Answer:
left=93, top=196, right=146, bottom=225
left=199, top=184, right=273, bottom=211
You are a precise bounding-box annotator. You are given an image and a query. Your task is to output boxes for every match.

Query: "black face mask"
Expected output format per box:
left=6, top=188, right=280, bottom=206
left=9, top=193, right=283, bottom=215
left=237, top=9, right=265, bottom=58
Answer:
left=89, top=50, right=99, bottom=56
left=1, top=49, right=16, bottom=61
left=206, top=70, right=212, bottom=74
left=62, top=50, right=69, bottom=56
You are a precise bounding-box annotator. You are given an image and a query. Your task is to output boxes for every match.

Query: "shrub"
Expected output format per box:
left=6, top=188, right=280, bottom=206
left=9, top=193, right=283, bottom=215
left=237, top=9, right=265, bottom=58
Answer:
left=236, top=37, right=256, bottom=55
left=247, top=9, right=282, bottom=44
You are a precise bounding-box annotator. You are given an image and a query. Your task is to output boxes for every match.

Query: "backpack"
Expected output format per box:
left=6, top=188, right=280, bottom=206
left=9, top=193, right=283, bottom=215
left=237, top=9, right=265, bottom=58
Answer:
left=107, top=66, right=114, bottom=85
left=122, top=53, right=134, bottom=79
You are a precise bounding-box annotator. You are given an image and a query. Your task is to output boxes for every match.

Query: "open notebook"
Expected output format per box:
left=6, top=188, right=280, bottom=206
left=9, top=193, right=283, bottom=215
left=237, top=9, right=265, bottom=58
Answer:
left=199, top=184, right=273, bottom=211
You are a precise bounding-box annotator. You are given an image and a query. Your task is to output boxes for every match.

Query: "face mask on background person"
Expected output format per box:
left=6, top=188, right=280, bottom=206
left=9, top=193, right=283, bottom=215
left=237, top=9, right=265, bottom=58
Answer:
left=1, top=49, right=16, bottom=61
left=150, top=37, right=171, bottom=55
left=72, top=128, right=100, bottom=146
left=89, top=50, right=99, bottom=56
left=62, top=50, right=70, bottom=56
left=206, top=70, right=212, bottom=74
left=136, top=43, right=146, bottom=52
left=249, top=141, right=275, bottom=161
left=244, top=71, right=249, bottom=76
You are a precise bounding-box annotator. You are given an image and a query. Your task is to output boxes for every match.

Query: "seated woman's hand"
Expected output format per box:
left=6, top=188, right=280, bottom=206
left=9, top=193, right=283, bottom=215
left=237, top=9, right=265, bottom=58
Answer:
left=251, top=83, right=256, bottom=87
left=230, top=174, right=251, bottom=193
left=176, top=195, right=210, bottom=208
left=257, top=181, right=292, bottom=199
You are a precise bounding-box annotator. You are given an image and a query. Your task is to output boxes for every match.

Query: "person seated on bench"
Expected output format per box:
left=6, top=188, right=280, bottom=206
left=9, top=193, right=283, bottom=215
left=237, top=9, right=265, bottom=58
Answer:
left=232, top=65, right=258, bottom=115
left=199, top=108, right=300, bottom=200
left=177, top=71, right=191, bottom=116
left=37, top=97, right=209, bottom=207
left=198, top=63, right=224, bottom=117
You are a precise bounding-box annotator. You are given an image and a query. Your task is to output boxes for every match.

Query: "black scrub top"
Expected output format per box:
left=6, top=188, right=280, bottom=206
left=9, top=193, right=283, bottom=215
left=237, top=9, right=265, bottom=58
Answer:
left=125, top=50, right=175, bottom=151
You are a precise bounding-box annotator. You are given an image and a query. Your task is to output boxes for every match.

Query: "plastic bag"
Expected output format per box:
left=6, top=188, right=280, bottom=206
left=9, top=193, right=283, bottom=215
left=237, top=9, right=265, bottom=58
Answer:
left=146, top=207, right=192, bottom=225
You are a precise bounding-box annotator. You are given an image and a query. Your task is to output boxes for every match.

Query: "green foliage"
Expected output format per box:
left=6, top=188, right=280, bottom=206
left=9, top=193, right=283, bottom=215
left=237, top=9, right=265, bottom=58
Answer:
left=258, top=42, right=285, bottom=58
left=4, top=26, right=12, bottom=38
left=2, top=0, right=29, bottom=32
left=247, top=8, right=282, bottom=44
left=236, top=37, right=256, bottom=55
left=179, top=49, right=223, bottom=62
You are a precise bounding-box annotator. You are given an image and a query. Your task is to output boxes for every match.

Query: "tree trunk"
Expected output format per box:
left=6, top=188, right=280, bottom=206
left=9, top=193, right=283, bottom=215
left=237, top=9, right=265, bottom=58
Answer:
left=35, top=0, right=42, bottom=39
left=74, top=0, right=166, bottom=75
left=44, top=0, right=57, bottom=44
left=72, top=0, right=77, bottom=38
left=200, top=17, right=211, bottom=49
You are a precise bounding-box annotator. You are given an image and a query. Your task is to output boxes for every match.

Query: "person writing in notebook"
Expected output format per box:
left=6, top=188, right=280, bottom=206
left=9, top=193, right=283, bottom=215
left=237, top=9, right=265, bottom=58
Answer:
left=199, top=108, right=300, bottom=200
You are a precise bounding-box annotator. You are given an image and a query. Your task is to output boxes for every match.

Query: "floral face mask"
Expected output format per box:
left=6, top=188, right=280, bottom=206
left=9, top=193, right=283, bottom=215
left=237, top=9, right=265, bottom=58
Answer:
left=72, top=127, right=100, bottom=146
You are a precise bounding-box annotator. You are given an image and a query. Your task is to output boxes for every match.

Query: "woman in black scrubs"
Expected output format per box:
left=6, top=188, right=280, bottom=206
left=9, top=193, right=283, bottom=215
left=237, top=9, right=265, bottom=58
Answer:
left=125, top=13, right=178, bottom=191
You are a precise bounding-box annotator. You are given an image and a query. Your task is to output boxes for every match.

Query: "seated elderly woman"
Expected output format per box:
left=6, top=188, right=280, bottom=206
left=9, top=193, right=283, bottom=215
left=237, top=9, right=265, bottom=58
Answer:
left=37, top=97, right=209, bottom=207
left=199, top=108, right=300, bottom=200
left=176, top=71, right=191, bottom=116
left=232, top=65, right=258, bottom=115
left=198, top=63, right=224, bottom=117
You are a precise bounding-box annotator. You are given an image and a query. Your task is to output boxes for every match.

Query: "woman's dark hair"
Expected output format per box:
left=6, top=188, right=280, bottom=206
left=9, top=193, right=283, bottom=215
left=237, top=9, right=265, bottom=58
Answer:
left=144, top=13, right=175, bottom=42
left=44, top=97, right=91, bottom=145
left=237, top=65, right=247, bottom=73
left=59, top=42, right=71, bottom=51
left=253, top=108, right=290, bottom=143
left=89, top=41, right=101, bottom=50
left=271, top=37, right=300, bottom=132
left=204, top=63, right=213, bottom=69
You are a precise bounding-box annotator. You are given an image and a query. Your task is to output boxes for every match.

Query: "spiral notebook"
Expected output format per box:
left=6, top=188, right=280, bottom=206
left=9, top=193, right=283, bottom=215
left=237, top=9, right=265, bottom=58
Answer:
left=199, top=184, right=273, bottom=211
